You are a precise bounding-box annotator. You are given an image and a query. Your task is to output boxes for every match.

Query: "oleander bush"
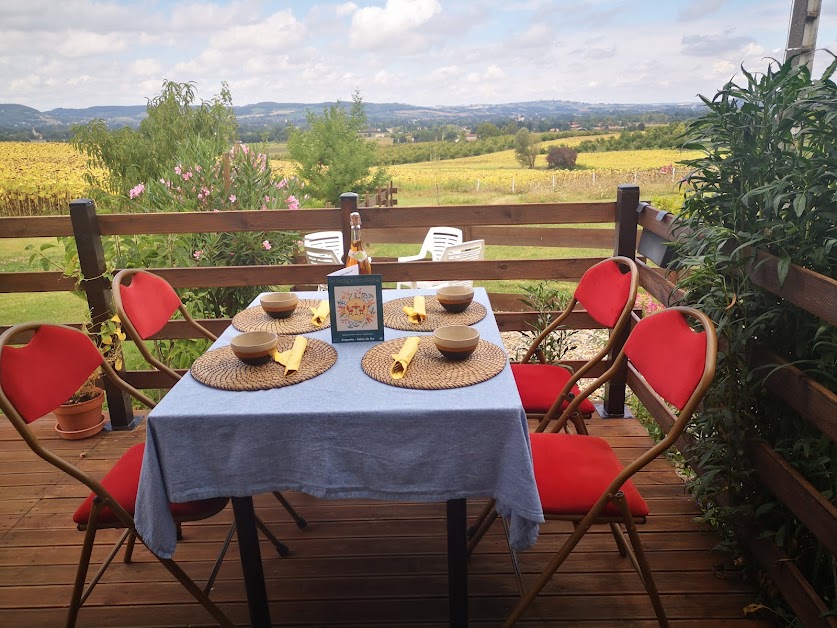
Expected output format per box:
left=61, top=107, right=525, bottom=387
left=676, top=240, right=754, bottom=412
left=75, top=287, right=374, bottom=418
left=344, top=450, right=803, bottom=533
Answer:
left=673, top=55, right=837, bottom=622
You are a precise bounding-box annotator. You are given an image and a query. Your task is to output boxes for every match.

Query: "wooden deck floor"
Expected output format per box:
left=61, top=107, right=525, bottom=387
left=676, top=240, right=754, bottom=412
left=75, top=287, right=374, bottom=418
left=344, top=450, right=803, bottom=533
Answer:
left=0, top=413, right=768, bottom=627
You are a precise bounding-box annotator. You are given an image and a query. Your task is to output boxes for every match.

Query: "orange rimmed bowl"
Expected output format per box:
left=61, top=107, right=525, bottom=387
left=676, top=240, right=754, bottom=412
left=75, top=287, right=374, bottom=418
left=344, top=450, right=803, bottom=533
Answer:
left=436, top=286, right=475, bottom=313
left=433, top=325, right=480, bottom=361
left=260, top=293, right=298, bottom=319
left=230, top=331, right=278, bottom=365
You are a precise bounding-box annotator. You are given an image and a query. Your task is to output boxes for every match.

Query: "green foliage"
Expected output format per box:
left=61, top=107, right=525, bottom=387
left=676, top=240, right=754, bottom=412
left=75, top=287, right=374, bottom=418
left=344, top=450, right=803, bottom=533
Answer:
left=576, top=122, right=688, bottom=153
left=71, top=81, right=238, bottom=207
left=673, top=55, right=837, bottom=618
left=514, top=128, right=539, bottom=169
left=516, top=282, right=577, bottom=364
left=287, top=91, right=388, bottom=205
left=546, top=146, right=578, bottom=169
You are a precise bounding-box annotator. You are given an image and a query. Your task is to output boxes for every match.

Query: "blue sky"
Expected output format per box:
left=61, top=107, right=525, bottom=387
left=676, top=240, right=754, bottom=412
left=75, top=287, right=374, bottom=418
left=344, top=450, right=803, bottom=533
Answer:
left=1, top=0, right=835, bottom=110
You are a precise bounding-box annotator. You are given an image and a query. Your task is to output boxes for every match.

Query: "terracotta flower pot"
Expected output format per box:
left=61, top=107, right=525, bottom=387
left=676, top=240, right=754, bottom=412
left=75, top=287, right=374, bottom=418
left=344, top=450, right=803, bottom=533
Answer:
left=53, top=387, right=106, bottom=440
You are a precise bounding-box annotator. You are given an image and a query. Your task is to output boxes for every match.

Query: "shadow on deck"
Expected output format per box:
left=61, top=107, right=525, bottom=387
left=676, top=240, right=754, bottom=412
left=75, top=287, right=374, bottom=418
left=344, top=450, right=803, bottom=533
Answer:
left=0, top=412, right=767, bottom=627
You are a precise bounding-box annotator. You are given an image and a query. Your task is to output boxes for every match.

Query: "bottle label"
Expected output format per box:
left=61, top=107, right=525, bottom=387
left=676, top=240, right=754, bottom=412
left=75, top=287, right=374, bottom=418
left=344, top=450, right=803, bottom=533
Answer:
left=348, top=250, right=368, bottom=262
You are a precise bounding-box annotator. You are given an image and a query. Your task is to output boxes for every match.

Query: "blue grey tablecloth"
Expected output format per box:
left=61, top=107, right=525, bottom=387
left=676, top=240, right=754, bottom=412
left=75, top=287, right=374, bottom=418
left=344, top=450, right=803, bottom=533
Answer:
left=135, top=288, right=543, bottom=558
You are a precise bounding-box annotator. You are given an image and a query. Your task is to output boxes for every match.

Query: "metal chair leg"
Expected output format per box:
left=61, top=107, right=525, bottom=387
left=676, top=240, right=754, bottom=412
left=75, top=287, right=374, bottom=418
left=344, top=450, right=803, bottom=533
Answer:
left=123, top=531, right=137, bottom=563
left=467, top=507, right=498, bottom=558
left=501, top=517, right=525, bottom=597
left=614, top=492, right=669, bottom=627
left=467, top=499, right=496, bottom=538
left=272, top=491, right=307, bottom=529
left=67, top=501, right=103, bottom=628
left=255, top=515, right=290, bottom=557
left=609, top=522, right=629, bottom=557
left=158, top=557, right=234, bottom=627
left=204, top=520, right=237, bottom=595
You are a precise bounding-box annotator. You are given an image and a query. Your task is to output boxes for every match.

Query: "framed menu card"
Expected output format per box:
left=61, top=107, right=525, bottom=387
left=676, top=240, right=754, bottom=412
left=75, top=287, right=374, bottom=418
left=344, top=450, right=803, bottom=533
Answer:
left=327, top=273, right=385, bottom=343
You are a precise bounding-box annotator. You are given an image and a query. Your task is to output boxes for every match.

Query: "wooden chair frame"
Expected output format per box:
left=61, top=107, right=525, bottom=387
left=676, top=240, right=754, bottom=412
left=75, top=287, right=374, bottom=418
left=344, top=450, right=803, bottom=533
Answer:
left=502, top=307, right=717, bottom=627
left=0, top=323, right=233, bottom=628
left=522, top=256, right=638, bottom=434
left=112, top=270, right=308, bottom=539
left=468, top=257, right=638, bottom=551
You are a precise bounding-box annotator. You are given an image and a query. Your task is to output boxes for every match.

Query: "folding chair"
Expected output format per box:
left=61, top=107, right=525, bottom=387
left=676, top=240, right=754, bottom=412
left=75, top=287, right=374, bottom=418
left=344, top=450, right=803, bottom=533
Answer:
left=112, top=270, right=308, bottom=533
left=500, top=307, right=717, bottom=627
left=512, top=256, right=638, bottom=433
left=468, top=257, right=638, bottom=548
left=396, top=226, right=463, bottom=289
left=0, top=323, right=233, bottom=628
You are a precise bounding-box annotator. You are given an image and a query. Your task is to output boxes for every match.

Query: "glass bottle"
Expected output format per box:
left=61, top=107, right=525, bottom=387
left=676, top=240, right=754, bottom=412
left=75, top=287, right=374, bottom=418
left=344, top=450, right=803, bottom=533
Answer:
left=345, top=211, right=372, bottom=274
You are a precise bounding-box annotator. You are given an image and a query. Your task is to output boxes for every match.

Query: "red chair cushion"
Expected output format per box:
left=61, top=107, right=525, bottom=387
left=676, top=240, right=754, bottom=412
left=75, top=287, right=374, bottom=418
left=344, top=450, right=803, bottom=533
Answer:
left=120, top=272, right=183, bottom=340
left=574, top=259, right=633, bottom=328
left=512, top=363, right=596, bottom=416
left=0, top=326, right=103, bottom=423
left=73, top=443, right=225, bottom=526
left=530, top=433, right=649, bottom=518
left=625, top=309, right=707, bottom=410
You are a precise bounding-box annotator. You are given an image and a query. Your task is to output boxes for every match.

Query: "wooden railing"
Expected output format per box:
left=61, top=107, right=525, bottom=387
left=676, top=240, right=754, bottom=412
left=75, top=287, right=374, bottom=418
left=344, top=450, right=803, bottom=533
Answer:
left=635, top=204, right=837, bottom=628
left=0, top=187, right=638, bottom=429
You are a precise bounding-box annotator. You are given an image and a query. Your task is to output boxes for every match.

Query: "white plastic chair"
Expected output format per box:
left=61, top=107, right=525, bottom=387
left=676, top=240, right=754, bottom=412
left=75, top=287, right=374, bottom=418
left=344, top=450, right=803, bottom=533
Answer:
left=303, top=245, right=342, bottom=290
left=397, top=227, right=464, bottom=289
left=304, top=231, right=344, bottom=263
left=414, top=239, right=485, bottom=290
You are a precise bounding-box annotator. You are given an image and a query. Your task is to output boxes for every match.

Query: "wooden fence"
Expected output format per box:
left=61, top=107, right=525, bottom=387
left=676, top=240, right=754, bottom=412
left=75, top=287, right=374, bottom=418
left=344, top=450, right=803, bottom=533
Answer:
left=1, top=184, right=835, bottom=623
left=636, top=204, right=837, bottom=628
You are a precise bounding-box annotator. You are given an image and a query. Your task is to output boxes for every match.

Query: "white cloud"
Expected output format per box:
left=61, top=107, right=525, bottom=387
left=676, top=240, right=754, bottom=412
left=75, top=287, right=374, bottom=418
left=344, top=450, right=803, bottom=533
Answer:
left=349, top=0, right=442, bottom=49
left=336, top=2, right=358, bottom=17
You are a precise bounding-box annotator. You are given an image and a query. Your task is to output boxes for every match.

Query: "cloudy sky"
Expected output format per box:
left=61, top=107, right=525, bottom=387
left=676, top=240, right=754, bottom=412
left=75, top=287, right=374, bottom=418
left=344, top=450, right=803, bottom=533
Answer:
left=2, top=0, right=835, bottom=111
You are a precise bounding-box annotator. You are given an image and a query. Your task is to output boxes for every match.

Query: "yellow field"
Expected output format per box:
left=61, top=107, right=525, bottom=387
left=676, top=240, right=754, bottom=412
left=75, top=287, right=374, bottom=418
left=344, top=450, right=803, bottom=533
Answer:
left=0, top=142, right=92, bottom=216
left=0, top=140, right=697, bottom=215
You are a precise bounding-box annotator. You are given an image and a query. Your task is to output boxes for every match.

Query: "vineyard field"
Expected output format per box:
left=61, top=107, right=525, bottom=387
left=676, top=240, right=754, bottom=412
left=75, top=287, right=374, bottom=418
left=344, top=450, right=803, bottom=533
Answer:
left=0, top=140, right=697, bottom=215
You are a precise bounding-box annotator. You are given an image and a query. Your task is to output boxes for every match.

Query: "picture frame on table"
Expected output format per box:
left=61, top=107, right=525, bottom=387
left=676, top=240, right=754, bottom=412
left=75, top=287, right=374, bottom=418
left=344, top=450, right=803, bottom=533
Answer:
left=327, top=272, right=385, bottom=343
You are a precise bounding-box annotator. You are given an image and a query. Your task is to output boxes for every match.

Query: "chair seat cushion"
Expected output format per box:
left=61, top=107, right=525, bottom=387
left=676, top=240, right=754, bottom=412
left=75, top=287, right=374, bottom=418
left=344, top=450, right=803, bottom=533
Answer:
left=530, top=433, right=649, bottom=518
left=73, top=443, right=227, bottom=526
left=512, top=363, right=596, bottom=416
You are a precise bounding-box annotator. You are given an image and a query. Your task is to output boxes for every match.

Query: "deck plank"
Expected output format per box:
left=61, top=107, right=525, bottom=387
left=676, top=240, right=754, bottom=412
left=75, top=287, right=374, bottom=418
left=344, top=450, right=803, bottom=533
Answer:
left=0, top=414, right=767, bottom=627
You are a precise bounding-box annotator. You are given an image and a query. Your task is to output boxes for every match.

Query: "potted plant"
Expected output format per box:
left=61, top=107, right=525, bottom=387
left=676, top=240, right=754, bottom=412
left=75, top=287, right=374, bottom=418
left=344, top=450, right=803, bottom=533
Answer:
left=53, top=315, right=126, bottom=439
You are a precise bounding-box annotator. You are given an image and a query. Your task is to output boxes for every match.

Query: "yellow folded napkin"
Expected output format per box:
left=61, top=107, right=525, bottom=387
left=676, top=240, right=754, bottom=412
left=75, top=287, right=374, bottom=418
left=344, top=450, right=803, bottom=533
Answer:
left=402, top=296, right=426, bottom=324
left=310, top=301, right=329, bottom=326
left=390, top=336, right=421, bottom=380
left=274, top=336, right=308, bottom=376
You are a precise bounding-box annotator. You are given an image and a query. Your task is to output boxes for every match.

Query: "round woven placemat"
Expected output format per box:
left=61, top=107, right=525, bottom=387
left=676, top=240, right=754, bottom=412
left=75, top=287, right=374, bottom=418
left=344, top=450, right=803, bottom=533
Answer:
left=191, top=337, right=337, bottom=391
left=361, top=336, right=506, bottom=390
left=383, top=296, right=487, bottom=331
left=232, top=299, right=329, bottom=334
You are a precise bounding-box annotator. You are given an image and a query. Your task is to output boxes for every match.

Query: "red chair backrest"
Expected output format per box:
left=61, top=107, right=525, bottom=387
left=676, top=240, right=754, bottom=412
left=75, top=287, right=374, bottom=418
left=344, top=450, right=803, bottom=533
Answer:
left=573, top=259, right=633, bottom=328
left=120, top=272, right=183, bottom=339
left=624, top=308, right=708, bottom=410
left=0, top=326, right=103, bottom=423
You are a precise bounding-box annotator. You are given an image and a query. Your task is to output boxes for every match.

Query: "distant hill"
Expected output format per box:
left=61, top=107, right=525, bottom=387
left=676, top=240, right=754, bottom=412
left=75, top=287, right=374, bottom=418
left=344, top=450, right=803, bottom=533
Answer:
left=0, top=99, right=702, bottom=137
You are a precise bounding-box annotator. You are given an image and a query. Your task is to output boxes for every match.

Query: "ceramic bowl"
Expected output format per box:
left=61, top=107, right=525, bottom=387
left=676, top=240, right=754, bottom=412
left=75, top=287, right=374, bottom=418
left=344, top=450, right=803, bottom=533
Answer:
left=260, top=292, right=298, bottom=319
left=230, top=331, right=279, bottom=365
left=433, top=325, right=480, bottom=361
left=436, top=286, right=475, bottom=313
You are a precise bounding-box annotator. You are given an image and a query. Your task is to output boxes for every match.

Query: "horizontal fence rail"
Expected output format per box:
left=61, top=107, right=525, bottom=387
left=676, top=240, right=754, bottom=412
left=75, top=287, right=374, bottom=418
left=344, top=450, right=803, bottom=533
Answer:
left=635, top=203, right=837, bottom=628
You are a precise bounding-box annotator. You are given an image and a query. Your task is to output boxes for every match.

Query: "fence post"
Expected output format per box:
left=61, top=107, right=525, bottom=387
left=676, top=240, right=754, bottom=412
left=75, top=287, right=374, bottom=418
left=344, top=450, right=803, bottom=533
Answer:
left=69, top=199, right=137, bottom=430
left=601, top=184, right=640, bottom=418
left=339, top=192, right=358, bottom=261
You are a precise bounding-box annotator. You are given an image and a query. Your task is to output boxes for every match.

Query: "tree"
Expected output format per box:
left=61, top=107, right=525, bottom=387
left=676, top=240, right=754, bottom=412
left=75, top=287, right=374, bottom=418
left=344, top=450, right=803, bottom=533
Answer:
left=72, top=81, right=238, bottom=206
left=546, top=145, right=578, bottom=169
left=475, top=122, right=500, bottom=138
left=287, top=91, right=388, bottom=205
left=514, top=128, right=539, bottom=169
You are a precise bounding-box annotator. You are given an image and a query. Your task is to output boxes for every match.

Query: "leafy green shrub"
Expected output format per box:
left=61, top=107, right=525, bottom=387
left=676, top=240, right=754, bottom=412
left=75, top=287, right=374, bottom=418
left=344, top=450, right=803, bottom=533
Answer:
left=516, top=282, right=577, bottom=364
left=546, top=146, right=578, bottom=169
left=673, top=56, right=837, bottom=620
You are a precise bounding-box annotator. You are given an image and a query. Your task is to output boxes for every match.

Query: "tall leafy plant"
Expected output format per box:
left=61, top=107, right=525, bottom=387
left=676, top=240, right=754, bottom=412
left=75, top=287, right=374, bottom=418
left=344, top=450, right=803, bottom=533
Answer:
left=673, top=55, right=837, bottom=620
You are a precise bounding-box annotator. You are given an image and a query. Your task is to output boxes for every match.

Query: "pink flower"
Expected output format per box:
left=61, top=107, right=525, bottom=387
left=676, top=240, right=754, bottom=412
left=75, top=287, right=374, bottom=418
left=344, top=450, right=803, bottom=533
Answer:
left=197, top=193, right=203, bottom=200
left=174, top=165, right=182, bottom=175
left=182, top=170, right=193, bottom=181
left=229, top=194, right=236, bottom=203
left=195, top=165, right=202, bottom=172
left=262, top=240, right=271, bottom=251
left=129, top=183, right=145, bottom=199
left=277, top=178, right=288, bottom=190
left=193, top=250, right=204, bottom=261
left=286, top=195, right=299, bottom=210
